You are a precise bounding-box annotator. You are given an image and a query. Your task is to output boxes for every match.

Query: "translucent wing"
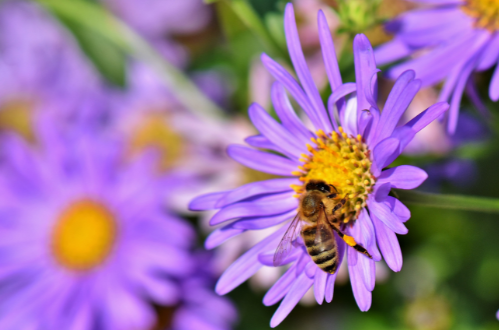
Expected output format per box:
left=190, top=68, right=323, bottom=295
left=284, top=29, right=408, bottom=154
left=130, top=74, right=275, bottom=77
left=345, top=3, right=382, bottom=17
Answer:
left=273, top=213, right=302, bottom=266
left=315, top=206, right=335, bottom=246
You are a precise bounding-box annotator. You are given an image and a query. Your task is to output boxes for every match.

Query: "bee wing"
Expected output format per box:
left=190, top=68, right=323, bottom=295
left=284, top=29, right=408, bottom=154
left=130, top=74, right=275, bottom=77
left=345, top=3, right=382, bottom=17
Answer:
left=273, top=213, right=302, bottom=267
left=315, top=206, right=334, bottom=246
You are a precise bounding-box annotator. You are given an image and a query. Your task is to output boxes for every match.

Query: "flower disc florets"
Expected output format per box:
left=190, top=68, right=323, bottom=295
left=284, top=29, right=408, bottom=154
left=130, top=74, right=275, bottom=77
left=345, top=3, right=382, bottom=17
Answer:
left=462, top=0, right=499, bottom=31
left=291, top=127, right=375, bottom=223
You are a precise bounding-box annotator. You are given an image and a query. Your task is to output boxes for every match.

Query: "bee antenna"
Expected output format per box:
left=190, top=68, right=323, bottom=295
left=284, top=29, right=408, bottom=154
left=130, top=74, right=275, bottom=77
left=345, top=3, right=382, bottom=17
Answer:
left=329, top=184, right=338, bottom=193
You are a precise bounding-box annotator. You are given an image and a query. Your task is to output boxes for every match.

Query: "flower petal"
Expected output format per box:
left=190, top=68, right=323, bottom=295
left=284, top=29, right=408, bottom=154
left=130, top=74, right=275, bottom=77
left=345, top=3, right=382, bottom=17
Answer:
left=270, top=271, right=314, bottom=327
left=386, top=196, right=411, bottom=222
left=349, top=258, right=372, bottom=311
left=377, top=165, right=428, bottom=189
left=232, top=211, right=296, bottom=230
left=284, top=4, right=332, bottom=133
left=271, top=82, right=313, bottom=144
left=189, top=191, right=228, bottom=211
left=374, top=38, right=412, bottom=66
left=205, top=225, right=245, bottom=250
left=263, top=264, right=298, bottom=306
left=490, top=59, right=499, bottom=101
left=318, top=10, right=342, bottom=91
left=210, top=192, right=297, bottom=225
left=216, top=178, right=298, bottom=208
left=371, top=138, right=400, bottom=177
left=353, top=34, right=379, bottom=115
left=249, top=103, right=306, bottom=158
left=314, top=267, right=328, bottom=305
left=368, top=198, right=408, bottom=235
left=372, top=216, right=403, bottom=272
left=216, top=226, right=286, bottom=295
left=245, top=135, right=277, bottom=150
left=227, top=145, right=298, bottom=176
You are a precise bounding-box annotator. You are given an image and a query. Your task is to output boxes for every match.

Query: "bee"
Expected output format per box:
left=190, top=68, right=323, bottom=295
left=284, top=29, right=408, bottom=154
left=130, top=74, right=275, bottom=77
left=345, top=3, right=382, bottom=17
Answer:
left=274, top=180, right=372, bottom=274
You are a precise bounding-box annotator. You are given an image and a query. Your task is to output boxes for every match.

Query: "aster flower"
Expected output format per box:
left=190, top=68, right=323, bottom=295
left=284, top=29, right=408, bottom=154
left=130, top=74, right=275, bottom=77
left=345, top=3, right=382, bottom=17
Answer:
left=190, top=3, right=449, bottom=327
left=374, top=0, right=499, bottom=134
left=0, top=117, right=236, bottom=330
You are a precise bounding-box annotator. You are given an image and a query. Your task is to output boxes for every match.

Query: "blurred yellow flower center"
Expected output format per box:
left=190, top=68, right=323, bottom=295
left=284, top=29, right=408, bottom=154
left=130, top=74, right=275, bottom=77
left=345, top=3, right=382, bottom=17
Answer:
left=129, top=113, right=184, bottom=171
left=0, top=99, right=35, bottom=142
left=51, top=199, right=117, bottom=271
left=462, top=0, right=499, bottom=31
left=291, top=128, right=375, bottom=223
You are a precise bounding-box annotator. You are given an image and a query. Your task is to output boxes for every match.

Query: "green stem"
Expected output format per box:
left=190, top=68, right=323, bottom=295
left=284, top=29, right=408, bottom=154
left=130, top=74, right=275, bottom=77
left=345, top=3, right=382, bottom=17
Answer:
left=35, top=0, right=225, bottom=120
left=395, top=190, right=499, bottom=214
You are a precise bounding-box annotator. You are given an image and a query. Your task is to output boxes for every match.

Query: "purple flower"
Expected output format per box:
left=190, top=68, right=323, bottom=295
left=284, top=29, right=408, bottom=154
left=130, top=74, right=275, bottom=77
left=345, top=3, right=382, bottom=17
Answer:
left=0, top=116, right=236, bottom=330
left=190, top=3, right=449, bottom=327
left=374, top=0, right=499, bottom=134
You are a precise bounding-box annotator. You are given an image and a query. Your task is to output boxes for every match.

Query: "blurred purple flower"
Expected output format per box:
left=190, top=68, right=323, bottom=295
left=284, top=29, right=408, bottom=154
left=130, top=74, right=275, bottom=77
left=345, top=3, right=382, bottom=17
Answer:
left=102, top=0, right=211, bottom=67
left=0, top=117, right=236, bottom=330
left=190, top=3, right=449, bottom=327
left=374, top=0, right=499, bottom=134
left=0, top=0, right=99, bottom=110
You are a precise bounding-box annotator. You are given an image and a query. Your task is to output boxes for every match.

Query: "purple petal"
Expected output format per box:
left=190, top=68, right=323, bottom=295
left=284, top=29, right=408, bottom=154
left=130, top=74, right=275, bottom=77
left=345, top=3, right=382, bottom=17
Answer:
left=372, top=70, right=420, bottom=145
left=314, top=267, right=328, bottom=305
left=233, top=210, right=296, bottom=230
left=245, top=135, right=278, bottom=151
left=476, top=33, right=499, bottom=71
left=259, top=248, right=300, bottom=266
left=271, top=82, right=313, bottom=144
left=377, top=165, right=428, bottom=189
left=368, top=198, right=408, bottom=235
left=216, top=178, right=298, bottom=208
left=270, top=271, right=314, bottom=327
left=328, top=83, right=357, bottom=111
left=210, top=192, right=297, bottom=225
left=372, top=216, right=403, bottom=272
left=189, top=191, right=228, bottom=211
left=386, top=196, right=411, bottom=222
left=371, top=138, right=400, bottom=177
left=374, top=182, right=391, bottom=203
left=342, top=96, right=358, bottom=135
left=356, top=208, right=382, bottom=261
left=216, top=226, right=286, bottom=295
left=284, top=4, right=332, bottom=133
left=318, top=10, right=342, bottom=91
left=249, top=103, right=306, bottom=159
left=490, top=59, right=499, bottom=101
left=263, top=264, right=298, bottom=306
left=353, top=34, right=379, bottom=114
left=261, top=54, right=321, bottom=129
left=374, top=38, right=411, bottom=66
left=393, top=101, right=449, bottom=150
left=227, top=145, right=299, bottom=176
left=324, top=272, right=337, bottom=303
left=349, top=257, right=372, bottom=311
left=205, top=225, right=245, bottom=250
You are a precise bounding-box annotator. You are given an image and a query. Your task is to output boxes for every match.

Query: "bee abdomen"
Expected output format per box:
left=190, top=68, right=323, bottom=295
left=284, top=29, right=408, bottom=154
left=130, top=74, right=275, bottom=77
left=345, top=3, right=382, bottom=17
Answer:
left=302, top=225, right=338, bottom=274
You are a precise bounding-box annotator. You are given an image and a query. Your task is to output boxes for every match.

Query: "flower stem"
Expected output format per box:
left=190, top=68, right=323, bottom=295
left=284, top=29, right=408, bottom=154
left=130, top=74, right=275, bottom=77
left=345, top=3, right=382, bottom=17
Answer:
left=35, top=0, right=226, bottom=120
left=395, top=190, right=499, bottom=214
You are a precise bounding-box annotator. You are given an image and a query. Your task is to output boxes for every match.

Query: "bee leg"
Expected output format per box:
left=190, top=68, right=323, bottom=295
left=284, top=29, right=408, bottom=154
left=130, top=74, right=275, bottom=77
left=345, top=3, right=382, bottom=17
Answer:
left=330, top=226, right=373, bottom=259
left=330, top=199, right=346, bottom=213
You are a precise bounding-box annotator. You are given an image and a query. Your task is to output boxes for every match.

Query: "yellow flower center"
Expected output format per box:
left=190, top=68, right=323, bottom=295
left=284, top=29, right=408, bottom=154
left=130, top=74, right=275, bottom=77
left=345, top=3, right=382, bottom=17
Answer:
left=128, top=113, right=185, bottom=171
left=0, top=99, right=35, bottom=142
left=291, top=127, right=375, bottom=223
left=462, top=0, right=499, bottom=31
left=51, top=199, right=117, bottom=271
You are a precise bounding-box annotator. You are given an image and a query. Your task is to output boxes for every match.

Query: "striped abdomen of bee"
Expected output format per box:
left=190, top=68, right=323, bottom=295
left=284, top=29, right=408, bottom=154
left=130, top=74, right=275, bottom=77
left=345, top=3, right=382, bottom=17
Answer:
left=301, top=223, right=338, bottom=274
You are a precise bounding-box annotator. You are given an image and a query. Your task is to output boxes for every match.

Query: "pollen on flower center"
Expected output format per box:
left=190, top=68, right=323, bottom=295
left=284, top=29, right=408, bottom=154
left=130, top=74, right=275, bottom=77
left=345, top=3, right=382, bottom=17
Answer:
left=291, top=127, right=375, bottom=223
left=462, top=0, right=499, bottom=31
left=51, top=199, right=117, bottom=271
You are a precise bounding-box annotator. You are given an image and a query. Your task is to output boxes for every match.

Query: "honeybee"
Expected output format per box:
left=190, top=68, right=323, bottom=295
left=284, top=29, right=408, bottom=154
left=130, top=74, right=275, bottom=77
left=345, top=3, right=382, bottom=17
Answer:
left=274, top=180, right=372, bottom=274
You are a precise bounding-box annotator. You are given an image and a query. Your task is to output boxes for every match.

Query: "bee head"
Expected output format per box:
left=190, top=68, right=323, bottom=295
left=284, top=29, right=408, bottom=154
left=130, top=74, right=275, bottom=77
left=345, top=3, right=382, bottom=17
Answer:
left=305, top=180, right=331, bottom=194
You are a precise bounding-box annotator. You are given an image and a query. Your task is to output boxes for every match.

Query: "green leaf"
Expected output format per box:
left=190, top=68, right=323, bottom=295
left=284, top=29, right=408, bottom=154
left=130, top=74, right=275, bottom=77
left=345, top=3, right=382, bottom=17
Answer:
left=35, top=0, right=225, bottom=119
left=59, top=16, right=126, bottom=87
left=395, top=190, right=499, bottom=214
